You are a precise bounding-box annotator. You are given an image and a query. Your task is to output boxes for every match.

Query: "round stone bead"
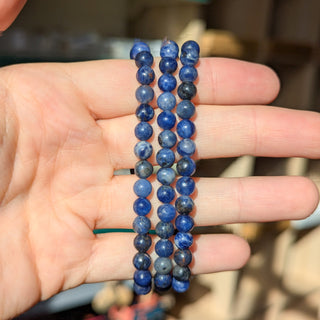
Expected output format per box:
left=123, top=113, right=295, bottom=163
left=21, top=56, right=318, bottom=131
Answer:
left=134, top=270, right=152, bottom=287
left=134, top=141, right=153, bottom=160
left=157, top=185, right=175, bottom=203
left=157, top=111, right=176, bottom=130
left=174, top=249, right=192, bottom=267
left=133, top=179, right=152, bottom=198
left=176, top=176, right=195, bottom=196
left=177, top=119, right=195, bottom=138
left=157, top=167, right=176, bottom=185
left=175, top=215, right=194, bottom=232
left=156, top=148, right=175, bottom=168
left=155, top=221, right=175, bottom=239
left=134, top=283, right=151, bottom=295
left=181, top=40, right=200, bottom=55
left=157, top=92, right=176, bottom=111
left=158, top=130, right=177, bottom=148
left=176, top=156, right=196, bottom=176
left=133, top=252, right=151, bottom=270
left=135, top=85, right=154, bottom=104
left=157, top=204, right=176, bottom=222
left=179, top=65, right=198, bottom=82
left=174, top=232, right=193, bottom=250
left=133, top=197, right=151, bottom=216
left=135, top=51, right=154, bottom=67
left=133, top=216, right=151, bottom=234
left=180, top=40, right=200, bottom=66
left=159, top=57, right=178, bottom=73
left=175, top=196, right=194, bottom=214
left=177, top=138, right=196, bottom=157
left=130, top=41, right=150, bottom=60
left=136, top=65, right=155, bottom=85
left=134, top=122, right=153, bottom=141
left=177, top=82, right=197, bottom=100
left=155, top=239, right=174, bottom=257
left=173, top=265, right=191, bottom=282
left=154, top=273, right=172, bottom=290
left=135, top=160, right=153, bottom=179
left=134, top=234, right=152, bottom=252
left=136, top=104, right=154, bottom=122
left=160, top=39, right=179, bottom=59
left=172, top=278, right=190, bottom=293
left=158, top=73, right=177, bottom=92
left=154, top=257, right=173, bottom=275
left=176, top=100, right=195, bottom=119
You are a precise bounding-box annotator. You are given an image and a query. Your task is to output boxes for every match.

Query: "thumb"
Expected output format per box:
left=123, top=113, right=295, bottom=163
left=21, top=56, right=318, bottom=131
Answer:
left=0, top=0, right=27, bottom=31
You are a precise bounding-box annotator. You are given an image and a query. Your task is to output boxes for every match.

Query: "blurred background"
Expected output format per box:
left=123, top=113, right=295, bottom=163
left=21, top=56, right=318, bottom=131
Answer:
left=1, top=0, right=320, bottom=319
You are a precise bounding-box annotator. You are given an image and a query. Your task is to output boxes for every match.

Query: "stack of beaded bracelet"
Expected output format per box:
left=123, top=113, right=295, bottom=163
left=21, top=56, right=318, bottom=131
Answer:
left=131, top=41, right=155, bottom=295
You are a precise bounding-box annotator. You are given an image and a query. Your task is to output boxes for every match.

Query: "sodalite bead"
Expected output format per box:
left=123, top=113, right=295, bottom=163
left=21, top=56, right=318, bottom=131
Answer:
left=158, top=73, right=177, bottom=92
left=154, top=273, right=172, bottom=289
left=134, top=122, right=153, bottom=141
left=155, top=221, right=175, bottom=239
left=172, top=278, right=190, bottom=293
left=133, top=197, right=151, bottom=216
left=156, top=148, right=175, bottom=168
left=136, top=104, right=154, bottom=122
left=157, top=167, right=176, bottom=186
left=154, top=257, right=173, bottom=274
left=157, top=92, right=176, bottom=111
left=134, top=270, right=152, bottom=287
left=133, top=216, right=151, bottom=234
left=176, top=176, right=195, bottom=196
left=135, top=160, right=153, bottom=179
left=136, top=65, right=155, bottom=85
left=179, top=65, right=198, bottom=82
left=175, top=196, right=194, bottom=214
left=174, top=232, right=193, bottom=250
left=157, top=204, right=176, bottom=222
left=135, top=85, right=154, bottom=104
left=134, top=141, right=153, bottom=160
left=134, top=283, right=151, bottom=295
left=177, top=81, right=197, bottom=100
left=157, top=111, right=176, bottom=130
left=133, top=179, right=152, bottom=198
left=133, top=252, right=151, bottom=270
left=157, top=185, right=175, bottom=203
left=130, top=41, right=150, bottom=59
left=155, top=239, right=174, bottom=257
left=159, top=57, right=178, bottom=73
left=173, top=265, right=191, bottom=281
left=176, top=100, right=195, bottom=119
left=160, top=39, right=179, bottom=59
left=134, top=234, right=152, bottom=252
left=158, top=130, right=177, bottom=148
left=175, top=215, right=194, bottom=232
left=177, top=156, right=196, bottom=176
left=135, top=51, right=154, bottom=67
left=177, top=119, right=195, bottom=138
left=177, top=139, right=196, bottom=157
left=180, top=40, right=200, bottom=66
left=174, top=249, right=192, bottom=267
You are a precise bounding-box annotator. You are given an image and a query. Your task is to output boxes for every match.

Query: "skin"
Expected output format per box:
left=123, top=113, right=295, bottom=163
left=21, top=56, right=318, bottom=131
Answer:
left=0, top=1, right=319, bottom=319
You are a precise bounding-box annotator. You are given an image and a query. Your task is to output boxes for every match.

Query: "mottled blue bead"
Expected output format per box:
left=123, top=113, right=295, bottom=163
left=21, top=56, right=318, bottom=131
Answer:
left=174, top=249, right=192, bottom=267
left=158, top=73, right=177, bottom=92
left=136, top=104, right=154, bottom=122
left=133, top=216, right=151, bottom=234
left=130, top=41, right=150, bottom=60
left=176, top=100, right=195, bottom=119
left=134, top=270, right=152, bottom=287
left=182, top=40, right=200, bottom=55
left=160, top=39, right=179, bottom=59
left=155, top=239, right=174, bottom=257
left=135, top=160, right=153, bottom=179
left=136, top=65, right=155, bottom=85
left=157, top=92, right=176, bottom=111
left=134, top=282, right=151, bottom=295
left=176, top=156, right=196, bottom=176
left=177, top=82, right=197, bottom=100
left=157, top=167, right=176, bottom=186
left=172, top=278, right=190, bottom=293
left=159, top=57, right=178, bottom=73
left=134, top=234, right=152, bottom=252
left=177, top=119, right=195, bottom=138
left=175, top=196, right=194, bottom=214
left=133, top=197, right=151, bottom=216
left=134, top=141, right=153, bottom=160
left=135, top=51, right=154, bottom=67
left=175, top=215, right=194, bottom=232
left=174, top=232, right=193, bottom=250
left=157, top=185, right=175, bottom=203
left=180, top=40, right=200, bottom=66
left=133, top=179, right=152, bottom=198
left=157, top=111, right=176, bottom=130
left=179, top=65, right=198, bottom=82
left=154, top=257, right=173, bottom=275
left=133, top=252, right=151, bottom=270
left=176, top=176, right=195, bottom=195
left=156, top=148, right=175, bottom=168
left=135, top=85, right=154, bottom=104
left=134, top=122, right=153, bottom=141
left=157, top=204, right=176, bottom=222
left=158, top=130, right=177, bottom=148
left=177, top=138, right=196, bottom=157
left=154, top=273, right=172, bottom=290
left=155, top=221, right=175, bottom=239
left=173, top=265, right=191, bottom=281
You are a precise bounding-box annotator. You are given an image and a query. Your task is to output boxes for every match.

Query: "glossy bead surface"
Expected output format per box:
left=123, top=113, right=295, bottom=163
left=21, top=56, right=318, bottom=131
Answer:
left=136, top=65, right=155, bottom=85
left=134, top=234, right=152, bottom=252
left=155, top=221, right=175, bottom=239
left=134, top=122, right=153, bottom=141
left=158, top=130, right=177, bottom=148
left=135, top=85, right=154, bottom=104
left=176, top=177, right=195, bottom=195
left=158, top=73, right=177, bottom=92
left=176, top=156, right=196, bottom=176
left=157, top=204, right=176, bottom=222
left=174, top=249, right=193, bottom=267
left=135, top=51, right=154, bottom=67
left=160, top=39, right=179, bottom=59
left=173, top=265, right=191, bottom=281
left=157, top=167, right=176, bottom=186
left=177, top=119, right=195, bottom=138
left=174, top=232, right=193, bottom=250
left=176, top=100, right=195, bottom=119
left=175, top=215, right=194, bottom=232
left=133, top=179, right=152, bottom=198
left=159, top=57, right=178, bottom=73
left=133, top=252, right=151, bottom=270
left=157, top=92, right=176, bottom=111
left=134, top=270, right=152, bottom=287
left=181, top=40, right=200, bottom=55
left=177, top=82, right=197, bottom=100
left=154, top=257, right=173, bottom=275
left=134, top=283, right=151, bottom=295
left=180, top=40, right=200, bottom=66
left=133, top=197, right=151, bottom=216
left=157, top=185, right=175, bottom=203
left=134, top=141, right=153, bottom=160
left=177, top=138, right=196, bottom=157
left=175, top=196, right=194, bottom=214
left=156, top=148, right=175, bottom=168
left=155, top=239, right=174, bottom=257
left=157, top=111, right=176, bottom=130
left=130, top=41, right=150, bottom=59
left=172, top=278, right=190, bottom=293
left=135, top=160, right=153, bottom=179
left=179, top=65, right=198, bottom=82
left=133, top=216, right=151, bottom=234
left=136, top=104, right=154, bottom=122
left=154, top=273, right=172, bottom=289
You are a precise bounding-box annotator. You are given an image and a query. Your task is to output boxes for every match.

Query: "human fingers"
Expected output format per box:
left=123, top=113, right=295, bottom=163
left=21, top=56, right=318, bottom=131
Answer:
left=0, top=0, right=27, bottom=31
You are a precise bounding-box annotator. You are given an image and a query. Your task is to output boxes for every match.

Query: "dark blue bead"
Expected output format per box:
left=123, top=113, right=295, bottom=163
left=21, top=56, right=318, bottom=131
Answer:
left=177, top=82, right=197, bottom=100
left=159, top=57, right=178, bottom=73
left=134, top=141, right=153, bottom=159
left=176, top=156, right=196, bottom=176
left=157, top=167, right=176, bottom=185
left=134, top=282, right=151, bottom=295
left=157, top=92, right=176, bottom=111
left=133, top=179, right=152, bottom=198
left=175, top=196, right=194, bottom=214
left=176, top=176, right=195, bottom=195
left=174, top=249, right=192, bottom=267
left=133, top=216, right=151, bottom=234
left=177, top=119, right=195, bottom=138
left=136, top=104, right=154, bottom=122
left=157, top=204, right=176, bottom=222
left=154, top=273, right=172, bottom=290
left=176, top=100, right=195, bottom=119
left=135, top=160, right=153, bottom=179
left=134, top=122, right=153, bottom=141
left=157, top=185, right=175, bottom=203
left=160, top=39, right=179, bottom=59
left=155, top=239, right=174, bottom=257
left=157, top=111, right=176, bottom=130
left=133, top=252, right=151, bottom=270
left=134, top=270, right=152, bottom=286
left=177, top=138, right=196, bottom=157
left=158, top=73, right=177, bottom=92
left=156, top=148, right=175, bottom=168
left=155, top=221, right=175, bottom=239
left=136, top=65, right=155, bottom=85
left=180, top=40, right=200, bottom=66
left=135, top=51, right=154, bottom=67
left=133, top=197, right=151, bottom=216
left=172, top=278, right=190, bottom=293
left=181, top=40, right=200, bottom=55
left=154, top=257, right=172, bottom=275
left=175, top=215, right=194, bottom=232
left=130, top=41, right=150, bottom=60
left=173, top=265, right=191, bottom=281
left=134, top=234, right=152, bottom=252
left=174, top=232, right=193, bottom=250
left=158, top=130, right=177, bottom=148
left=179, top=65, right=198, bottom=82
left=135, top=85, right=154, bottom=104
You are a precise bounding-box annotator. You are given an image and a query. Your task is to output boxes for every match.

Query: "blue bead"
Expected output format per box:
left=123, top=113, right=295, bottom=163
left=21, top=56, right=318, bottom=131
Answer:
left=177, top=82, right=197, bottom=100
left=134, top=234, right=152, bottom=252
left=130, top=41, right=151, bottom=59
left=174, top=232, right=193, bottom=250
left=133, top=216, right=151, bottom=234
left=134, top=270, right=152, bottom=287
left=157, top=204, right=176, bottom=222
left=175, top=196, right=194, bottom=214
left=157, top=92, right=176, bottom=111
left=133, top=179, right=152, bottom=198
left=160, top=39, right=179, bottom=59
left=179, top=65, right=198, bottom=82
left=177, top=119, right=195, bottom=138
left=173, top=265, right=191, bottom=281
left=159, top=57, right=178, bottom=73
left=134, top=282, right=151, bottom=295
left=136, top=65, right=155, bottom=85
left=158, top=73, right=177, bottom=92
left=154, top=257, right=173, bottom=275
left=157, top=185, right=175, bottom=203
left=134, top=141, right=153, bottom=159
left=176, top=100, right=195, bottom=119
left=135, top=85, right=154, bottom=104
left=175, top=215, right=194, bottom=232
left=177, top=138, right=196, bottom=157
left=180, top=40, right=200, bottom=66
left=135, top=160, right=153, bottom=179
left=176, top=156, right=196, bottom=176
left=154, top=273, right=172, bottom=290
left=135, top=51, right=154, bottom=67
left=182, top=40, right=200, bottom=55
left=155, top=239, right=174, bottom=257
left=157, top=111, right=176, bottom=130
left=176, top=177, right=195, bottom=195
left=134, top=122, right=153, bottom=141
left=158, top=130, right=177, bottom=148
left=155, top=221, right=174, bottom=239
left=136, top=104, right=154, bottom=122
left=174, top=249, right=192, bottom=267
left=157, top=167, right=176, bottom=186
left=172, top=278, right=190, bottom=293
left=133, top=252, right=151, bottom=270
left=133, top=197, right=151, bottom=216
left=156, top=148, right=175, bottom=168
